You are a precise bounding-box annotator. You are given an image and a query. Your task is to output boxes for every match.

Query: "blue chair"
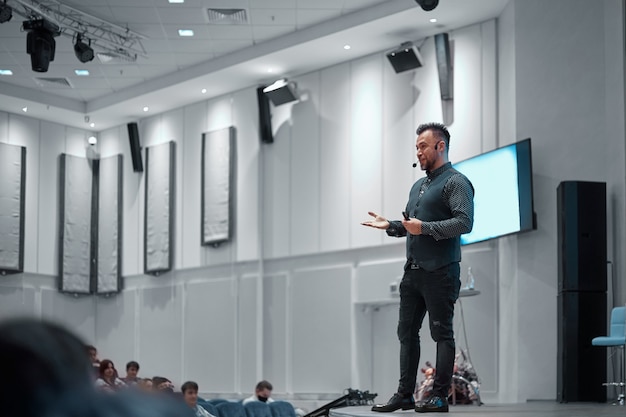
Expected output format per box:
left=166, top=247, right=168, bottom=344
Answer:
left=199, top=400, right=219, bottom=417
left=269, top=401, right=296, bottom=417
left=244, top=401, right=272, bottom=417
left=217, top=401, right=246, bottom=417
left=592, top=306, right=626, bottom=405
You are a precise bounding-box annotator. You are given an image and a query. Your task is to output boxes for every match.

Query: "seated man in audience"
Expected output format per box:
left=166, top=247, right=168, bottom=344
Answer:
left=243, top=380, right=275, bottom=404
left=182, top=381, right=215, bottom=417
left=86, top=344, right=101, bottom=377
left=122, top=360, right=141, bottom=385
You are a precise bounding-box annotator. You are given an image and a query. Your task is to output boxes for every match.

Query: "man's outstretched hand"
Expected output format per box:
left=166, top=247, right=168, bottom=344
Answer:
left=361, top=211, right=390, bottom=230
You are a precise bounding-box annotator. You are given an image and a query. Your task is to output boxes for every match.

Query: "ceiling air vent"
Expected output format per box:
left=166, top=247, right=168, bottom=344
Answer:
left=206, top=8, right=248, bottom=24
left=34, top=77, right=73, bottom=88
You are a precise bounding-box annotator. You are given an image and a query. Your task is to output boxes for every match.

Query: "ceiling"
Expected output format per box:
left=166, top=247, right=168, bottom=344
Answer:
left=0, top=0, right=509, bottom=131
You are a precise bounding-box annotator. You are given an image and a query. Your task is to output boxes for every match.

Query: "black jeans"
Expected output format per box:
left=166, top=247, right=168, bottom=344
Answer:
left=396, top=262, right=461, bottom=398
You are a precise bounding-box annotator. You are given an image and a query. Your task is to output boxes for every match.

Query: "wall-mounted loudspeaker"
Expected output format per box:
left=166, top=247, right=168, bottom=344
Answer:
left=386, top=42, right=423, bottom=74
left=434, top=33, right=453, bottom=100
left=257, top=86, right=273, bottom=144
left=127, top=122, right=143, bottom=172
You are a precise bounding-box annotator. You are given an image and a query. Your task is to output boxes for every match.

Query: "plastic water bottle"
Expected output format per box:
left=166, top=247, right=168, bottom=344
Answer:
left=467, top=267, right=475, bottom=290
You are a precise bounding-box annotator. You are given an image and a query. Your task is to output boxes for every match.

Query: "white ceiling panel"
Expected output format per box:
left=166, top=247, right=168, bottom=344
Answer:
left=110, top=7, right=162, bottom=25
left=297, top=9, right=349, bottom=28
left=206, top=25, right=254, bottom=40
left=248, top=8, right=297, bottom=26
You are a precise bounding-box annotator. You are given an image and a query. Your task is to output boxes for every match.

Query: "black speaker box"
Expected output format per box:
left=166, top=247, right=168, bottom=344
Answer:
left=434, top=33, right=453, bottom=100
left=386, top=43, right=423, bottom=74
left=127, top=122, right=143, bottom=173
left=557, top=292, right=607, bottom=402
left=257, top=86, right=273, bottom=144
left=557, top=181, right=607, bottom=292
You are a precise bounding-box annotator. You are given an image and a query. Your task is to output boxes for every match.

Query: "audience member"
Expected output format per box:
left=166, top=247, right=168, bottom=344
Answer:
left=86, top=344, right=101, bottom=377
left=243, top=380, right=275, bottom=404
left=182, top=381, right=215, bottom=417
left=139, top=378, right=154, bottom=391
left=95, top=359, right=127, bottom=392
left=122, top=360, right=141, bottom=385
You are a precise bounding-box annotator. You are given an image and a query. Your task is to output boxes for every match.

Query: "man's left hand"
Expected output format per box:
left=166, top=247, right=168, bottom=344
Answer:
left=402, top=218, right=422, bottom=235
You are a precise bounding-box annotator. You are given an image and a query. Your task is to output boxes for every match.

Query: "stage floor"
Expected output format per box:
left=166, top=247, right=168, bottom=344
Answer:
left=329, top=403, right=625, bottom=417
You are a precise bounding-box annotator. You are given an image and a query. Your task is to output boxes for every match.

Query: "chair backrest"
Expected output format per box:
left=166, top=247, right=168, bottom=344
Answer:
left=199, top=400, right=219, bottom=417
left=269, top=401, right=297, bottom=417
left=210, top=399, right=230, bottom=406
left=217, top=401, right=246, bottom=417
left=610, top=306, right=626, bottom=337
left=244, top=401, right=272, bottom=417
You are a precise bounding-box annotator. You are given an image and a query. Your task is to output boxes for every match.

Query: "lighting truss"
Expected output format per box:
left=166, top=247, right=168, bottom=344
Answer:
left=8, top=0, right=147, bottom=61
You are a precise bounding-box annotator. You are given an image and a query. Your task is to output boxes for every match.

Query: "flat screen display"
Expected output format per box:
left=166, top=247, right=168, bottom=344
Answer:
left=453, top=138, right=535, bottom=245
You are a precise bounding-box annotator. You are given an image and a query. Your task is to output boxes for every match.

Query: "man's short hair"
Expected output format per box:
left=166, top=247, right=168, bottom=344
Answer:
left=181, top=381, right=199, bottom=393
left=126, top=361, right=139, bottom=371
left=255, top=380, right=273, bottom=391
left=85, top=345, right=97, bottom=353
left=416, top=122, right=451, bottom=148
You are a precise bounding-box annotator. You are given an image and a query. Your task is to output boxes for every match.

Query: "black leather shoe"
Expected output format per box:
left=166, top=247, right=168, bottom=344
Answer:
left=371, top=393, right=415, bottom=413
left=415, top=396, right=448, bottom=413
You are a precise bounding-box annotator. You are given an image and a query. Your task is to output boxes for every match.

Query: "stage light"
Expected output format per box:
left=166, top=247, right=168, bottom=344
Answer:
left=0, top=1, right=12, bottom=23
left=23, top=19, right=60, bottom=72
left=262, top=79, right=298, bottom=106
left=74, top=34, right=94, bottom=63
left=415, top=0, right=439, bottom=11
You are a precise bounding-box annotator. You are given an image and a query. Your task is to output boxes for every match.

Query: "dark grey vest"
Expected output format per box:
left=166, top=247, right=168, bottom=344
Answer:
left=405, top=166, right=462, bottom=271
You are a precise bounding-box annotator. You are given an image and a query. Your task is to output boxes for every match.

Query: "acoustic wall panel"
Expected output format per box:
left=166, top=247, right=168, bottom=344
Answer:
left=59, top=154, right=93, bottom=294
left=97, top=155, right=123, bottom=293
left=202, top=127, right=235, bottom=246
left=144, top=141, right=176, bottom=275
left=0, top=142, right=26, bottom=274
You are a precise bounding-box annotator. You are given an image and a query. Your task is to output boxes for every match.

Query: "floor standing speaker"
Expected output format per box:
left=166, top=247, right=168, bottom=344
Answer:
left=557, top=181, right=607, bottom=402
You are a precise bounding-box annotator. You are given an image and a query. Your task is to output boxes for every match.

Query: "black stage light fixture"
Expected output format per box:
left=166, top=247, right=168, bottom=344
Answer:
left=0, top=1, right=12, bottom=23
left=386, top=42, right=424, bottom=73
left=415, top=0, right=439, bottom=11
left=262, top=79, right=299, bottom=106
left=24, top=19, right=60, bottom=72
left=74, top=34, right=94, bottom=63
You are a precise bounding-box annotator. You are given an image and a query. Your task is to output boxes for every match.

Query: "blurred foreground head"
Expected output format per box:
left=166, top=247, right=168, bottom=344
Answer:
left=0, top=318, right=193, bottom=417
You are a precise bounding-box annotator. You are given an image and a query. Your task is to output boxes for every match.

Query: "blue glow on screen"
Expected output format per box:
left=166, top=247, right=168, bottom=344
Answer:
left=454, top=144, right=523, bottom=245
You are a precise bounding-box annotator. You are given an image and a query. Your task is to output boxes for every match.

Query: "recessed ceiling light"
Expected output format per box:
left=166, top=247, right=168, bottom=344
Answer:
left=343, top=44, right=351, bottom=50
left=429, top=18, right=437, bottom=23
left=0, top=69, right=13, bottom=75
left=201, top=88, right=207, bottom=94
left=168, top=0, right=184, bottom=3
left=74, top=69, right=89, bottom=76
left=22, top=106, right=27, bottom=112
left=143, top=106, right=149, bottom=112
left=90, top=122, right=95, bottom=128
left=178, top=29, right=194, bottom=37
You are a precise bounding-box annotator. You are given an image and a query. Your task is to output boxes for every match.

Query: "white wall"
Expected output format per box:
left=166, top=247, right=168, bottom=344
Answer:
left=1, top=0, right=625, bottom=405
left=497, top=0, right=626, bottom=402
